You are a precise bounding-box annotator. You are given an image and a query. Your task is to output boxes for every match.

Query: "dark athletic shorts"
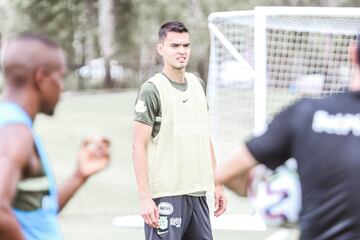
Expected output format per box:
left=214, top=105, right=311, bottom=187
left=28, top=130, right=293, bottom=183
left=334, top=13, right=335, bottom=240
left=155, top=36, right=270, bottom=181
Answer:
left=144, top=195, right=213, bottom=240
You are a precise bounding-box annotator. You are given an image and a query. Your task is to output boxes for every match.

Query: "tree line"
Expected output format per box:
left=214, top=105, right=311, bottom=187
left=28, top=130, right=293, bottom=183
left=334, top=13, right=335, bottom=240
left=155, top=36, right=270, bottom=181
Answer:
left=0, top=0, right=359, bottom=89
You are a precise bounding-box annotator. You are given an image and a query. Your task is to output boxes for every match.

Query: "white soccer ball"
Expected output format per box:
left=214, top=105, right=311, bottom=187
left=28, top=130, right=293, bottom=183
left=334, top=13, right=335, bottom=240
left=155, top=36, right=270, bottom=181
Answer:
left=247, top=159, right=301, bottom=227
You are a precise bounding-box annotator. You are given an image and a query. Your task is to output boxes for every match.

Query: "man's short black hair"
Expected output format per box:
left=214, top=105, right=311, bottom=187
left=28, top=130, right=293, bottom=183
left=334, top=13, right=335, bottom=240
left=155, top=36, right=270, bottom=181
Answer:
left=158, top=21, right=188, bottom=41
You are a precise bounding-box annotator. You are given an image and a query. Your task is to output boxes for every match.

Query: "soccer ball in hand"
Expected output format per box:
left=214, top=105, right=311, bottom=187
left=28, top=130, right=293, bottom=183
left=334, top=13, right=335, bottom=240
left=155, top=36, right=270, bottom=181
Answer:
left=247, top=159, right=301, bottom=227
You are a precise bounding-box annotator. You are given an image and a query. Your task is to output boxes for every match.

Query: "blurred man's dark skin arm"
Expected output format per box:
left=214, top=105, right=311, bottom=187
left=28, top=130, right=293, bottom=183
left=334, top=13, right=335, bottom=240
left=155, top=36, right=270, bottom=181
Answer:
left=0, top=125, right=33, bottom=240
left=58, top=136, right=111, bottom=211
left=57, top=171, right=87, bottom=211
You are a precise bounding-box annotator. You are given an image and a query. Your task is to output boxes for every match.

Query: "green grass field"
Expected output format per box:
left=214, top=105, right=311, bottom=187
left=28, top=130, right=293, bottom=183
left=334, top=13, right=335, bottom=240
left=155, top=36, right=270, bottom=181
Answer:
left=35, top=90, right=299, bottom=240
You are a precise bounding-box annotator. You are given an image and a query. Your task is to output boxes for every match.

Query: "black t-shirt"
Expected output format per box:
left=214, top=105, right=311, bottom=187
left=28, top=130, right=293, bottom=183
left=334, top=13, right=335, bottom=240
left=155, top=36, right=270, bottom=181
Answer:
left=247, top=91, right=360, bottom=240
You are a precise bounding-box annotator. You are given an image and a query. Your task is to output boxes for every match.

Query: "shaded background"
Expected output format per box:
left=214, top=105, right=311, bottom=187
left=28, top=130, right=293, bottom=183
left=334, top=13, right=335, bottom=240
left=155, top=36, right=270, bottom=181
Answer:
left=1, top=1, right=360, bottom=239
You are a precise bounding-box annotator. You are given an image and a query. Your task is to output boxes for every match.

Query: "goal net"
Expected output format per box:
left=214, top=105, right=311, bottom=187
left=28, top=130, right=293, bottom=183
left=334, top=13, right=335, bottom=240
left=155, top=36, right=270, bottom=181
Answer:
left=207, top=7, right=360, bottom=159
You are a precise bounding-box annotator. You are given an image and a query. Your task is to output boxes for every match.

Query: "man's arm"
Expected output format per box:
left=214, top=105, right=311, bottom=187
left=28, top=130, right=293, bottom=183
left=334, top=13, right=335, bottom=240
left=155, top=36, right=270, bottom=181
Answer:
left=216, top=144, right=259, bottom=196
left=58, top=136, right=110, bottom=211
left=57, top=172, right=86, bottom=211
left=132, top=121, right=159, bottom=228
left=210, top=139, right=227, bottom=217
left=0, top=125, right=33, bottom=240
left=217, top=100, right=299, bottom=196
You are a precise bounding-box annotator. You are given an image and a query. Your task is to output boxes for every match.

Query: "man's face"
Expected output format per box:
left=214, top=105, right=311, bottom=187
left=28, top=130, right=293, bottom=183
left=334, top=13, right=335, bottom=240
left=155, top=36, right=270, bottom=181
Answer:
left=157, top=32, right=191, bottom=70
left=40, top=50, right=66, bottom=116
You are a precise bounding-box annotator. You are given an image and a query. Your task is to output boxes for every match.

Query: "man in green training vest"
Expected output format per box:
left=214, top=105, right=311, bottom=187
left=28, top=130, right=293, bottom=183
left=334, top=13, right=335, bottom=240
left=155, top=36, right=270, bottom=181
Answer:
left=133, top=21, right=227, bottom=240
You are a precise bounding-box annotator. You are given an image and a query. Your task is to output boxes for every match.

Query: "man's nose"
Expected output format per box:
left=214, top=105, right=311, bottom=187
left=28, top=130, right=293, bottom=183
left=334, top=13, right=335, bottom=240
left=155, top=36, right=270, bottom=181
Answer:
left=177, top=46, right=186, bottom=54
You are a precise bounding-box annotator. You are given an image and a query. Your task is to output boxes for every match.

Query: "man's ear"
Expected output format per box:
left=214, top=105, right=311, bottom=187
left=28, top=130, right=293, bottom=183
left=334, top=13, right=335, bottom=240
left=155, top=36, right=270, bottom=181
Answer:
left=156, top=42, right=164, bottom=56
left=33, top=67, right=48, bottom=90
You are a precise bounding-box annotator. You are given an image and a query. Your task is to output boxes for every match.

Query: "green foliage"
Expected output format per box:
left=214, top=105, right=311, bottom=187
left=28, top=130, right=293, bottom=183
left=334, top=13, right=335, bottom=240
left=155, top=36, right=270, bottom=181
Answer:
left=11, top=0, right=84, bottom=68
left=3, top=0, right=360, bottom=89
left=113, top=0, right=138, bottom=66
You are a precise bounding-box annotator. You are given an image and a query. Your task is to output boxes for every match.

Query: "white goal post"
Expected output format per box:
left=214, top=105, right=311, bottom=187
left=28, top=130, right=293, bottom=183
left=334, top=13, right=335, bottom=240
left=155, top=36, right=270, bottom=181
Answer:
left=207, top=7, right=360, bottom=159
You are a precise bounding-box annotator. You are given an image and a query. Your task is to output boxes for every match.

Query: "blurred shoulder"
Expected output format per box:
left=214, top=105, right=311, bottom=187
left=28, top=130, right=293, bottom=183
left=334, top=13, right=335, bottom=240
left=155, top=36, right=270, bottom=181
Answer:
left=137, top=81, right=159, bottom=98
left=0, top=124, right=33, bottom=165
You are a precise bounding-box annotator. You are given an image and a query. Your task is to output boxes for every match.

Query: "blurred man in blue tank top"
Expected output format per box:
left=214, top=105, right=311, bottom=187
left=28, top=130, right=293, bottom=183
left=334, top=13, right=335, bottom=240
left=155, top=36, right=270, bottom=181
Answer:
left=0, top=32, right=110, bottom=240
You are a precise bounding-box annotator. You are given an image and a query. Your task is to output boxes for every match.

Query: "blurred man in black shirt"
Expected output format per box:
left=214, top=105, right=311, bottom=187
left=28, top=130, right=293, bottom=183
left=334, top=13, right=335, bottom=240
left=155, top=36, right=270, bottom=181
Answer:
left=216, top=35, right=360, bottom=240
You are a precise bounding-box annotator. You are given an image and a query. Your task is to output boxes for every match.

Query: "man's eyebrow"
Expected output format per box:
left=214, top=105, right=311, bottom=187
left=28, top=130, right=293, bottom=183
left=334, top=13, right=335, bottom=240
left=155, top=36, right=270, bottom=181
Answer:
left=170, top=43, right=190, bottom=46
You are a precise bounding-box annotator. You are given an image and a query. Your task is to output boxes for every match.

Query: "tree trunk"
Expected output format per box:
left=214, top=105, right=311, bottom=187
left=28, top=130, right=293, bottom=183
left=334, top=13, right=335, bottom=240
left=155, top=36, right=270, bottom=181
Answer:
left=98, top=0, right=115, bottom=88
left=84, top=0, right=97, bottom=63
left=188, top=0, right=208, bottom=79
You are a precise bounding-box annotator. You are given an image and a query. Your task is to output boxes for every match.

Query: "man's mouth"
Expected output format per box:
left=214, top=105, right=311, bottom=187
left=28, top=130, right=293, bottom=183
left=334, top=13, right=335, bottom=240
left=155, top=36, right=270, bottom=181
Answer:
left=177, top=57, right=186, bottom=62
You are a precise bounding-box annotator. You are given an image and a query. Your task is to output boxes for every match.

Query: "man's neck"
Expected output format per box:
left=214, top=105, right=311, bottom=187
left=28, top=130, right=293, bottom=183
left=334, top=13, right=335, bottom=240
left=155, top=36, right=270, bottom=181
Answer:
left=1, top=87, right=38, bottom=120
left=162, top=68, right=186, bottom=84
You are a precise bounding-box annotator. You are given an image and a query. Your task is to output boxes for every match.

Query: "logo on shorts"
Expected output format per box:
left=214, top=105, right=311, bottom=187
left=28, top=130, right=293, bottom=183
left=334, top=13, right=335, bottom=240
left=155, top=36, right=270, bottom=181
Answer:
left=158, top=202, right=174, bottom=215
left=157, top=216, right=169, bottom=235
left=135, top=99, right=147, bottom=113
left=170, top=217, right=182, bottom=228
left=159, top=216, right=168, bottom=230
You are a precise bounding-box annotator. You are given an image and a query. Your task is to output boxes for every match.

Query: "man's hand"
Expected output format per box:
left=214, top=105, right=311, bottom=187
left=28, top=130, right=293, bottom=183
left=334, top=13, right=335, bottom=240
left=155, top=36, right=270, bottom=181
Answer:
left=141, top=197, right=160, bottom=228
left=214, top=185, right=227, bottom=217
left=58, top=135, right=111, bottom=211
left=76, top=135, right=111, bottom=180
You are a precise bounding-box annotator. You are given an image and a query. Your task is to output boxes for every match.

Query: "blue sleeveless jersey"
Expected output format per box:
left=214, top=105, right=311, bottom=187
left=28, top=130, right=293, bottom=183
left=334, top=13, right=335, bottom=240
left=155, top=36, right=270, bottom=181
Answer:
left=0, top=102, right=62, bottom=240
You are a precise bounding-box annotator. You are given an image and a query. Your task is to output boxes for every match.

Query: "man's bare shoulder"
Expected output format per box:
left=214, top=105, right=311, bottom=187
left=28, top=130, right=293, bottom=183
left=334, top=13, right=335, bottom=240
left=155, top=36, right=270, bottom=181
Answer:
left=0, top=124, right=33, bottom=168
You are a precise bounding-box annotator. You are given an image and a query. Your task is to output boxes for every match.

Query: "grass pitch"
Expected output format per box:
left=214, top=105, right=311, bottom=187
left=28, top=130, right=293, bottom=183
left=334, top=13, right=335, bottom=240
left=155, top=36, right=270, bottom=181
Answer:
left=35, top=90, right=298, bottom=240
